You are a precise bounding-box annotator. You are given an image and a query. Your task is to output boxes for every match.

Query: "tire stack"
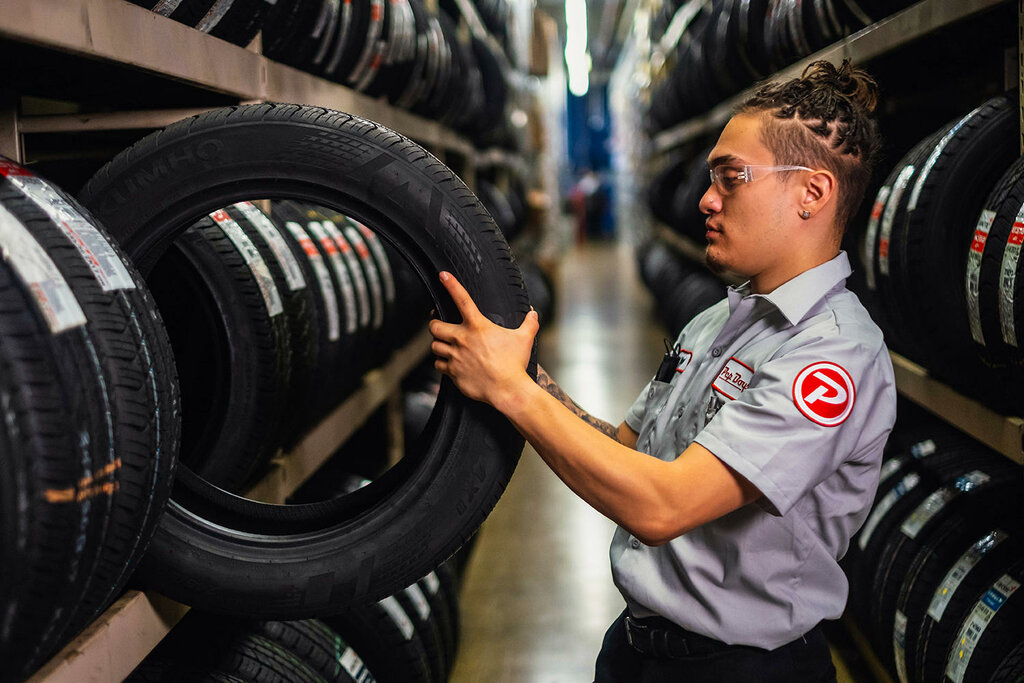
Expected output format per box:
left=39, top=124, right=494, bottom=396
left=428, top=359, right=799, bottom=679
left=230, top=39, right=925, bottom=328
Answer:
left=844, top=408, right=1024, bottom=681
left=127, top=0, right=516, bottom=149
left=0, top=157, right=181, bottom=680
left=647, top=0, right=918, bottom=132
left=647, top=146, right=714, bottom=244
left=636, top=238, right=727, bottom=337
left=851, top=93, right=1024, bottom=413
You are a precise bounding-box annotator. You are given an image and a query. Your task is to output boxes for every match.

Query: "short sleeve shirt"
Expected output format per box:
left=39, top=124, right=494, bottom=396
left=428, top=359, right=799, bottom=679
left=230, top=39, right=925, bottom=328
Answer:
left=613, top=251, right=897, bottom=649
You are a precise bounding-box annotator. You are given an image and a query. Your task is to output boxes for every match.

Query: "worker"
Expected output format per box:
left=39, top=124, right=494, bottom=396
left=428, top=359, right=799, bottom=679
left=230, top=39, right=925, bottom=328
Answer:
left=428, top=59, right=896, bottom=682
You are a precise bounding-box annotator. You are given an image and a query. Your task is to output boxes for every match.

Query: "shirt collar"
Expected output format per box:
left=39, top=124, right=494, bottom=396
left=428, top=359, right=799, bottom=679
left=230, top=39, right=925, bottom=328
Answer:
left=726, top=251, right=852, bottom=326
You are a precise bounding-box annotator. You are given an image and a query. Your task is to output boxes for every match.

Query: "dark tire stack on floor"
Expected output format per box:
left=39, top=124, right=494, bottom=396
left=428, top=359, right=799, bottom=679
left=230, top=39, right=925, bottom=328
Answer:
left=635, top=238, right=726, bottom=338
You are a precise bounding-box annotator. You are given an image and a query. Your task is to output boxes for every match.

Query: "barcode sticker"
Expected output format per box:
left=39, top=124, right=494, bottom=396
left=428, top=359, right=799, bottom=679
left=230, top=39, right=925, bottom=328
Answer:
left=945, top=574, right=1020, bottom=682
left=321, top=221, right=370, bottom=329
left=209, top=210, right=283, bottom=317
left=928, top=530, right=1009, bottom=622
left=306, top=221, right=359, bottom=334
left=379, top=596, right=415, bottom=641
left=967, top=209, right=996, bottom=345
left=859, top=472, right=920, bottom=550
left=234, top=203, right=306, bottom=291
left=283, top=221, right=341, bottom=341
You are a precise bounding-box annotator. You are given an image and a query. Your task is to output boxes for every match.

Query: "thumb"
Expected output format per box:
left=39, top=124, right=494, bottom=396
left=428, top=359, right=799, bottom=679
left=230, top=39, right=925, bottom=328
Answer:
left=519, top=309, right=540, bottom=336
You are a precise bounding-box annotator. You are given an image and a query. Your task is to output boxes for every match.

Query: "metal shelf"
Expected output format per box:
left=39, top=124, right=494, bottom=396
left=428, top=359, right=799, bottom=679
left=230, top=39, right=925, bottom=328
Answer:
left=890, top=352, right=1024, bottom=465
left=27, top=328, right=433, bottom=682
left=651, top=0, right=1011, bottom=153
left=0, top=0, right=475, bottom=157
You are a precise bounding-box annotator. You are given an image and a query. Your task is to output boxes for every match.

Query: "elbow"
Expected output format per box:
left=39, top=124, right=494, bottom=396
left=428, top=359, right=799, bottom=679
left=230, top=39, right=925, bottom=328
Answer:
left=627, top=513, right=691, bottom=547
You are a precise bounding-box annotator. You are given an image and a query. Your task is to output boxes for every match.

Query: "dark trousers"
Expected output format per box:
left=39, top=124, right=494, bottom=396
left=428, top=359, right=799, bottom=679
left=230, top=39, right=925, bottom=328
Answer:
left=594, top=610, right=837, bottom=683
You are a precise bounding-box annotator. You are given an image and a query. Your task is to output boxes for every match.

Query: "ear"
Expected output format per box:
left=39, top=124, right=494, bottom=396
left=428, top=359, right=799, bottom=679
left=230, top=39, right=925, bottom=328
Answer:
left=799, top=170, right=837, bottom=220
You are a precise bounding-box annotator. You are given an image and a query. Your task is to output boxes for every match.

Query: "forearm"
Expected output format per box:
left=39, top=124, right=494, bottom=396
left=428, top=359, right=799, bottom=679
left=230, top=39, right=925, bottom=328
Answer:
left=499, top=378, right=682, bottom=543
left=535, top=364, right=621, bottom=441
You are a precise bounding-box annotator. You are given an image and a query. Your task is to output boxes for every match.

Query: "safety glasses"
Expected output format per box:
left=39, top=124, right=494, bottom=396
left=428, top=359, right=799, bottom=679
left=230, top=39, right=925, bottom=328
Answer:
left=708, top=164, right=814, bottom=195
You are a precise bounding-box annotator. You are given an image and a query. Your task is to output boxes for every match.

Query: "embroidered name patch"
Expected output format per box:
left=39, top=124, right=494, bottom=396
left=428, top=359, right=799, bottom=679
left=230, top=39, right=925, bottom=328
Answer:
left=792, top=362, right=856, bottom=427
left=712, top=357, right=753, bottom=400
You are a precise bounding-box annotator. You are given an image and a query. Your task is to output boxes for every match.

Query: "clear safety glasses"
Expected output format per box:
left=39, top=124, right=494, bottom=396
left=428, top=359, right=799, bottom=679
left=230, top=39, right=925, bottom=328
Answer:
left=708, top=164, right=814, bottom=195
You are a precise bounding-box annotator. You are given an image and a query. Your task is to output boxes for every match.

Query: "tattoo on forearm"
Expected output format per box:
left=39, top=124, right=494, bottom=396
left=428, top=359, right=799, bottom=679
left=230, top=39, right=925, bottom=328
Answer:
left=535, top=365, right=620, bottom=441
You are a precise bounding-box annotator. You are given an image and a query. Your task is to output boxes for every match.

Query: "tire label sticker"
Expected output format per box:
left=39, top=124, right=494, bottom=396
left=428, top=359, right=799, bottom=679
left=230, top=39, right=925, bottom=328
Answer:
left=195, top=0, right=235, bottom=32
left=858, top=472, right=920, bottom=551
left=910, top=438, right=937, bottom=459
left=209, top=210, right=283, bottom=317
left=321, top=221, right=370, bottom=329
left=900, top=471, right=988, bottom=539
left=945, top=574, right=1020, bottom=682
left=349, top=0, right=385, bottom=85
left=879, top=164, right=916, bottom=277
left=864, top=185, right=890, bottom=291
left=928, top=529, right=1009, bottom=622
left=379, top=595, right=416, bottom=641
left=404, top=583, right=432, bottom=621
left=999, top=210, right=1024, bottom=348
left=422, top=571, right=441, bottom=595
left=339, top=646, right=374, bottom=683
left=893, top=609, right=909, bottom=683
left=6, top=173, right=136, bottom=292
left=306, top=221, right=359, bottom=334
left=152, top=0, right=185, bottom=16
left=233, top=203, right=306, bottom=292
left=966, top=209, right=996, bottom=345
left=343, top=223, right=384, bottom=329
left=283, top=221, right=341, bottom=341
left=0, top=203, right=87, bottom=333
left=792, top=361, right=855, bottom=427
left=878, top=456, right=908, bottom=488
left=356, top=221, right=396, bottom=303
left=712, top=356, right=753, bottom=400
left=908, top=109, right=978, bottom=212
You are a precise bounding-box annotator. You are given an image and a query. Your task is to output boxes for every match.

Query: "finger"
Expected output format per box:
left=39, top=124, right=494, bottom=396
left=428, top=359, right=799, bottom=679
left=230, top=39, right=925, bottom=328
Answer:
left=429, top=318, right=460, bottom=343
left=434, top=358, right=450, bottom=375
left=439, top=271, right=483, bottom=323
left=431, top=340, right=454, bottom=358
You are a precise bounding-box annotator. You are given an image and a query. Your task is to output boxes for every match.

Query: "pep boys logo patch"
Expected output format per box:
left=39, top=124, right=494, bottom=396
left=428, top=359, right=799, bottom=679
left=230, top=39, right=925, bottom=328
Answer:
left=792, top=362, right=855, bottom=427
left=712, top=357, right=753, bottom=400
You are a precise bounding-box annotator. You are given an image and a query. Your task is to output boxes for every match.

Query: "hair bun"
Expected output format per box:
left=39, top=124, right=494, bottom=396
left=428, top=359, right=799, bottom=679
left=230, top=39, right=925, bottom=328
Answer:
left=801, top=59, right=879, bottom=115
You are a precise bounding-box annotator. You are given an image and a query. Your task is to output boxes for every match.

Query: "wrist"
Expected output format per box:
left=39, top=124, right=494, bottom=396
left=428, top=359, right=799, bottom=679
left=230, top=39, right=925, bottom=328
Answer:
left=492, top=373, right=542, bottom=418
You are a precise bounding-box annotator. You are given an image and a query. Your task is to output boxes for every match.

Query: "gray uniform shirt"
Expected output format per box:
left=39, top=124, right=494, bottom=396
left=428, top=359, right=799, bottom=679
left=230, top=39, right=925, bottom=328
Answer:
left=615, top=251, right=897, bottom=649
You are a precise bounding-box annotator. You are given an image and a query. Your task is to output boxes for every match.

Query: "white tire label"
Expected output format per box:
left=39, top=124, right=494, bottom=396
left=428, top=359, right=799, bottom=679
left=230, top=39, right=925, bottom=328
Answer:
left=283, top=221, right=341, bottom=341
left=864, top=185, right=890, bottom=291
left=356, top=221, right=395, bottom=302
left=928, top=529, right=1009, bottom=622
left=858, top=472, right=920, bottom=551
left=999, top=207, right=1024, bottom=347
left=233, top=203, right=306, bottom=291
left=321, top=221, right=370, bottom=329
left=339, top=647, right=375, bottom=683
left=946, top=574, right=1020, bottom=682
left=209, top=210, right=283, bottom=317
left=0, top=203, right=86, bottom=333
left=908, top=109, right=977, bottom=212
left=379, top=596, right=415, bottom=641
left=343, top=223, right=384, bottom=329
left=404, top=583, right=431, bottom=621
left=966, top=209, right=996, bottom=345
left=879, top=164, right=916, bottom=277
left=893, top=610, right=909, bottom=683
left=422, top=571, right=441, bottom=595
left=1, top=166, right=135, bottom=292
left=900, top=471, right=989, bottom=540
left=307, top=221, right=359, bottom=334
left=878, top=456, right=908, bottom=487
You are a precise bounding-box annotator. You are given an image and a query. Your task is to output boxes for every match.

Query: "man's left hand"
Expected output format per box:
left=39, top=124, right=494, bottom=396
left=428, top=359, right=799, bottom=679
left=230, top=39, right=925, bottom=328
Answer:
left=429, top=271, right=539, bottom=411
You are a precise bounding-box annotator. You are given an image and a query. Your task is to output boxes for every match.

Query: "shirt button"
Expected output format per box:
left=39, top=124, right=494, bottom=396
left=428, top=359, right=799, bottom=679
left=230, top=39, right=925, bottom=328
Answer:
left=631, top=539, right=641, bottom=549
left=712, top=347, right=722, bottom=357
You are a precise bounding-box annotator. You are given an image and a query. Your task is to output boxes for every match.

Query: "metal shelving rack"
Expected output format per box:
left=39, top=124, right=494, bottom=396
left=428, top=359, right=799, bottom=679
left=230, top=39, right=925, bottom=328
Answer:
left=0, top=1, right=498, bottom=679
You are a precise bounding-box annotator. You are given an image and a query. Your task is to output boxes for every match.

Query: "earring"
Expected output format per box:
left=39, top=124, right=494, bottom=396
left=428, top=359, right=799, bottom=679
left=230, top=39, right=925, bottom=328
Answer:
left=801, top=210, right=811, bottom=219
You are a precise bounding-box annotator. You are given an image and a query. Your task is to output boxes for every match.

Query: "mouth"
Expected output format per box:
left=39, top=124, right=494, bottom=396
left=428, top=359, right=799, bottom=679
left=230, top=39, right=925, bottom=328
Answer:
left=705, top=221, right=721, bottom=240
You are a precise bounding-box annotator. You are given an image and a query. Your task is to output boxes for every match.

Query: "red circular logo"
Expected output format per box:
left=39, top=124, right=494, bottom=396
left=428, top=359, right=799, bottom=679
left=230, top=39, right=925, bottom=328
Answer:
left=792, top=362, right=855, bottom=427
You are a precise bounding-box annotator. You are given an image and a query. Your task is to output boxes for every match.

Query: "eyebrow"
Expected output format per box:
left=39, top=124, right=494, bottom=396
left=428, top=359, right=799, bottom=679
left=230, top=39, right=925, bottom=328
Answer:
left=707, top=154, right=744, bottom=168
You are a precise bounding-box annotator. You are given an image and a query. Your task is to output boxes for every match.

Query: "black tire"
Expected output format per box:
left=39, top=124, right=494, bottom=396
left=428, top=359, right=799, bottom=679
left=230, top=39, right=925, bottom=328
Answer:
left=254, top=619, right=374, bottom=683
left=262, top=0, right=327, bottom=67
left=990, top=639, right=1024, bottom=683
left=77, top=104, right=532, bottom=617
left=323, top=597, right=432, bottom=683
left=395, top=583, right=445, bottom=682
left=893, top=94, right=1018, bottom=384
left=146, top=211, right=291, bottom=491
left=203, top=0, right=272, bottom=46
left=0, top=161, right=180, bottom=678
left=431, top=561, right=461, bottom=667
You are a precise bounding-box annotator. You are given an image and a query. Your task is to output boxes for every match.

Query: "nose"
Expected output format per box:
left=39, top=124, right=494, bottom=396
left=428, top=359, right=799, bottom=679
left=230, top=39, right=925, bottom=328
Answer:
left=699, top=183, right=721, bottom=216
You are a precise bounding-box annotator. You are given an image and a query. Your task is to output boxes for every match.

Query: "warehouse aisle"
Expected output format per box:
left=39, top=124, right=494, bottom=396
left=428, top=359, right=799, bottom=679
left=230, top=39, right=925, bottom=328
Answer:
left=449, top=241, right=664, bottom=682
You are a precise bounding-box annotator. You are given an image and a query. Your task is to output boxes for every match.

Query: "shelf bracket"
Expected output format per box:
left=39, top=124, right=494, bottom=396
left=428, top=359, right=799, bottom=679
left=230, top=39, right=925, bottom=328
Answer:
left=0, top=93, right=22, bottom=163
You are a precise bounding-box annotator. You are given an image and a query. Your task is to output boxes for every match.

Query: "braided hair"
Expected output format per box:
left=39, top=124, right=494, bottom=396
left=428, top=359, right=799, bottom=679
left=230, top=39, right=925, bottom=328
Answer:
left=736, top=59, right=883, bottom=232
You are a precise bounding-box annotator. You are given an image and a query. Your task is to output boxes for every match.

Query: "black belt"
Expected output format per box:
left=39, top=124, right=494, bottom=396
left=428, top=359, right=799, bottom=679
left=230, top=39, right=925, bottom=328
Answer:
left=625, top=615, right=767, bottom=660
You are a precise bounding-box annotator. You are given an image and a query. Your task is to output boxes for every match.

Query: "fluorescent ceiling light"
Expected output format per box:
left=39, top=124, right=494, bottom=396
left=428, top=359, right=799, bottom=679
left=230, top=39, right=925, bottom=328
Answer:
left=565, top=0, right=589, bottom=96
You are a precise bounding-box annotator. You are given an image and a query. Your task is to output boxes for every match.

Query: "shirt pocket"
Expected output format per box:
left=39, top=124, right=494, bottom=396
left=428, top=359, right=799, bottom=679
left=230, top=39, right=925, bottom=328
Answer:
left=637, top=379, right=673, bottom=447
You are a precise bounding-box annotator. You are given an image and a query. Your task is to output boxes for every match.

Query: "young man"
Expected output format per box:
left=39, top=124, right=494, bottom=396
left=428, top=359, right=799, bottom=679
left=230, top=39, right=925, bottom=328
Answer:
left=429, top=60, right=896, bottom=681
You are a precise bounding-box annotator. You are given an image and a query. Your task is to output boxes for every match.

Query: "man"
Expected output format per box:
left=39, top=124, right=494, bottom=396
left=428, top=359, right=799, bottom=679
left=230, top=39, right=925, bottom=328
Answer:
left=429, top=59, right=897, bottom=681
